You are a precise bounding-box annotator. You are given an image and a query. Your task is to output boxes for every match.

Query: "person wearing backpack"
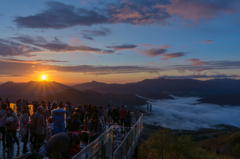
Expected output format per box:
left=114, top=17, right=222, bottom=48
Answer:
left=31, top=106, right=46, bottom=151
left=1, top=108, right=20, bottom=152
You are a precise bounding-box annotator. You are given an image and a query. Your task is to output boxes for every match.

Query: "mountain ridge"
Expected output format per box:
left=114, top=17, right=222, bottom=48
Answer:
left=1, top=78, right=240, bottom=106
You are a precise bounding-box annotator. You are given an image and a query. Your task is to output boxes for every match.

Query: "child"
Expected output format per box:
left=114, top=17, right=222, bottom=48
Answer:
left=47, top=118, right=53, bottom=128
left=46, top=118, right=53, bottom=141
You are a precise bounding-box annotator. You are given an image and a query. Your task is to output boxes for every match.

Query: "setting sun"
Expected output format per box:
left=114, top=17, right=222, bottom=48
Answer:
left=42, top=75, right=46, bottom=81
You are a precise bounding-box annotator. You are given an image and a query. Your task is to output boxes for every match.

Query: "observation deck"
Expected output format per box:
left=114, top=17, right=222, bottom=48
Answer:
left=6, top=103, right=144, bottom=159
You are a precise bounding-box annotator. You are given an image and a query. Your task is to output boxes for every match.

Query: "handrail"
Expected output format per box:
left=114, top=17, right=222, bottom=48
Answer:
left=113, top=113, right=143, bottom=154
left=72, top=126, right=114, bottom=159
left=113, top=113, right=144, bottom=159
left=75, top=126, right=112, bottom=154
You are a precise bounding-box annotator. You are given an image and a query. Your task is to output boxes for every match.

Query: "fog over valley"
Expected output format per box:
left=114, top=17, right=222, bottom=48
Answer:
left=141, top=96, right=240, bottom=130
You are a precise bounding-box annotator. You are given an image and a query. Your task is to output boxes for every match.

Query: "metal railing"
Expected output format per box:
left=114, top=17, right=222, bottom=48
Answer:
left=113, top=114, right=144, bottom=159
left=72, top=114, right=143, bottom=159
left=72, top=127, right=114, bottom=159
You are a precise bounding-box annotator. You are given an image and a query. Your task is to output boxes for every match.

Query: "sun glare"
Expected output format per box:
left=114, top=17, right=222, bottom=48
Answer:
left=42, top=75, right=46, bottom=81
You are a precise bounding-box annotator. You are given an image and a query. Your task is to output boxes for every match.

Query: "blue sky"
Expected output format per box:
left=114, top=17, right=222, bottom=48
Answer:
left=0, top=0, right=240, bottom=84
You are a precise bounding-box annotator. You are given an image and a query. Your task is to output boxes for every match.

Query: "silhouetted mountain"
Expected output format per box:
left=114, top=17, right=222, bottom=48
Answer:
left=1, top=79, right=240, bottom=106
left=0, top=81, right=70, bottom=101
left=73, top=78, right=240, bottom=97
left=42, top=88, right=147, bottom=110
left=73, top=81, right=108, bottom=91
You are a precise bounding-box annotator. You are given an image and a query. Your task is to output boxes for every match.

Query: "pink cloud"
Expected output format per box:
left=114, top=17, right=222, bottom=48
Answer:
left=109, top=3, right=171, bottom=25
left=112, top=6, right=143, bottom=20
left=186, top=59, right=207, bottom=66
left=160, top=52, right=185, bottom=60
left=155, top=0, right=238, bottom=22
left=143, top=48, right=167, bottom=57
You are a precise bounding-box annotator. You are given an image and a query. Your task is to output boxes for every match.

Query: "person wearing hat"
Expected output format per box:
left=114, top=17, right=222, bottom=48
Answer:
left=88, top=112, right=103, bottom=142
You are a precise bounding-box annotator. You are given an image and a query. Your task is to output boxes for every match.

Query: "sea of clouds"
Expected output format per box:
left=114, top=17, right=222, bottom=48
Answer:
left=141, top=96, right=240, bottom=130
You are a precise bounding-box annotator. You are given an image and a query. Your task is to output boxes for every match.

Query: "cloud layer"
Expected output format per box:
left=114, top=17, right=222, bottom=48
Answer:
left=159, top=74, right=240, bottom=79
left=142, top=96, right=240, bottom=130
left=14, top=1, right=108, bottom=29
left=14, top=1, right=171, bottom=29
left=0, top=59, right=164, bottom=76
left=13, top=1, right=240, bottom=29
left=1, top=35, right=115, bottom=56
left=0, top=39, right=43, bottom=56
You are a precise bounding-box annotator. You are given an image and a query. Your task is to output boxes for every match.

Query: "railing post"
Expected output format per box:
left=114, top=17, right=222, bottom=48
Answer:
left=102, top=140, right=104, bottom=159
left=121, top=146, right=123, bottom=159
left=112, top=128, right=114, bottom=158
left=126, top=138, right=129, bottom=155
left=131, top=128, right=133, bottom=150
left=135, top=123, right=137, bottom=140
left=85, top=154, right=88, bottom=159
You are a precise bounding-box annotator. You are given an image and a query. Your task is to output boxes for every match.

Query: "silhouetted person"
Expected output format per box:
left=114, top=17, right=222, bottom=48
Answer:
left=1, top=108, right=20, bottom=152
left=0, top=103, right=7, bottom=147
left=5, top=98, right=10, bottom=108
left=88, top=113, right=103, bottom=142
left=119, top=106, right=127, bottom=126
left=31, top=106, right=46, bottom=150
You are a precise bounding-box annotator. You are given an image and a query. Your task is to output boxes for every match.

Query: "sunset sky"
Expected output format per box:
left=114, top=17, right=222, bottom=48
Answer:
left=0, top=0, right=240, bottom=84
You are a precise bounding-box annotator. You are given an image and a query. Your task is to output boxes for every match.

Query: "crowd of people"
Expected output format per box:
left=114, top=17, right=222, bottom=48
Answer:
left=0, top=98, right=140, bottom=159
